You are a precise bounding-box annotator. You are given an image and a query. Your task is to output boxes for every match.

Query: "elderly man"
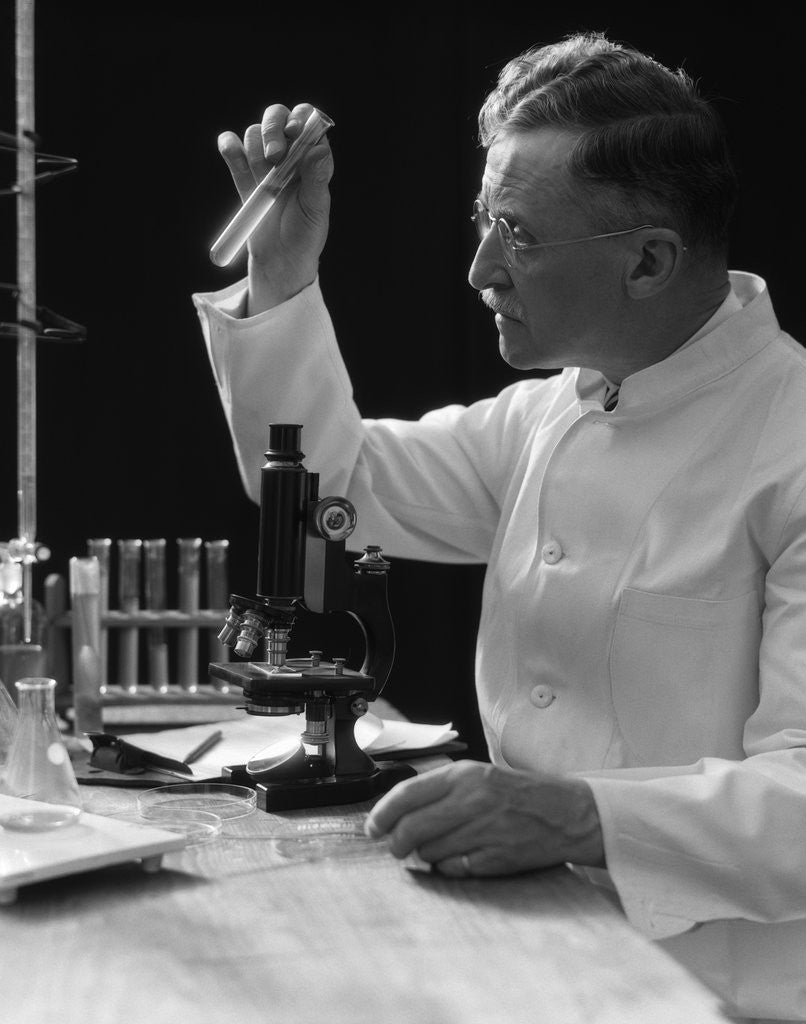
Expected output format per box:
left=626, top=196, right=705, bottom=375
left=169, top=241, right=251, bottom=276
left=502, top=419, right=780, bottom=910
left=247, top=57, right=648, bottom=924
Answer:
left=194, top=33, right=806, bottom=1022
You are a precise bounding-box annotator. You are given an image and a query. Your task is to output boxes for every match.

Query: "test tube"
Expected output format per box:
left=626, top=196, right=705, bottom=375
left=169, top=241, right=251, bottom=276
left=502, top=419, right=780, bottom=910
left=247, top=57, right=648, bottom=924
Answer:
left=177, top=538, right=202, bottom=691
left=205, top=539, right=230, bottom=689
left=209, top=107, right=334, bottom=267
left=117, top=539, right=142, bottom=693
left=69, top=556, right=103, bottom=735
left=143, top=539, right=169, bottom=693
left=87, top=538, right=111, bottom=692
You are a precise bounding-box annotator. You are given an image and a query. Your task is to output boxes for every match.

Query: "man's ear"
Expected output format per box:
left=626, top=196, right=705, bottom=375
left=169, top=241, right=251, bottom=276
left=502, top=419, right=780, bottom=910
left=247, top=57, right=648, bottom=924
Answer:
left=624, top=230, right=686, bottom=299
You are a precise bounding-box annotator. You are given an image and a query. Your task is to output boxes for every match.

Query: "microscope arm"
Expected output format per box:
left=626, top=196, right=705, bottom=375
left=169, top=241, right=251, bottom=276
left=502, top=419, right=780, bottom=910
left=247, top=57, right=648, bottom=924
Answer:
left=345, top=547, right=395, bottom=697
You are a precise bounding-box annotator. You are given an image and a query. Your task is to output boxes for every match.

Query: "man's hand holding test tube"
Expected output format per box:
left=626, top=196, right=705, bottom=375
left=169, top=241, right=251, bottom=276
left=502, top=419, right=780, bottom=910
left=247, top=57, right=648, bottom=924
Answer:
left=213, top=103, right=334, bottom=316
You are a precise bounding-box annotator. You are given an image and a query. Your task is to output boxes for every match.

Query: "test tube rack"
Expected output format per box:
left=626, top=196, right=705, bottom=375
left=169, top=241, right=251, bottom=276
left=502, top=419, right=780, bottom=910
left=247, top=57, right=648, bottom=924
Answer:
left=46, top=537, right=242, bottom=727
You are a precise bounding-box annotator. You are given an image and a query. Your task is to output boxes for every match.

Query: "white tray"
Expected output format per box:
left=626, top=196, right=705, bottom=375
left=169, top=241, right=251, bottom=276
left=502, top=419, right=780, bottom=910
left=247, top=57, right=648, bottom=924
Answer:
left=0, top=793, right=187, bottom=904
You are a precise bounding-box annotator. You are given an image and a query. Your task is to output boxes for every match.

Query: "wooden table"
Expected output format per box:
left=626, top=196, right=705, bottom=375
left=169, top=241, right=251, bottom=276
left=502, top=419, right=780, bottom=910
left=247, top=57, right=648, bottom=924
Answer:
left=1, top=765, right=731, bottom=1024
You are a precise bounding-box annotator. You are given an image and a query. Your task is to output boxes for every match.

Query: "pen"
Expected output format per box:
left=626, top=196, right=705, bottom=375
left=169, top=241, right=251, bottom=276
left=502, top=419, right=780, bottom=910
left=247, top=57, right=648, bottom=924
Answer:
left=184, top=729, right=223, bottom=765
left=153, top=765, right=195, bottom=780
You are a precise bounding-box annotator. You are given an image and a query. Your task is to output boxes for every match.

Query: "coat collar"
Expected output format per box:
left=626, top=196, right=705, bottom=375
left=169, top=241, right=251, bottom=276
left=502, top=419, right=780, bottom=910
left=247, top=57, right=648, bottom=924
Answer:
left=574, top=272, right=780, bottom=415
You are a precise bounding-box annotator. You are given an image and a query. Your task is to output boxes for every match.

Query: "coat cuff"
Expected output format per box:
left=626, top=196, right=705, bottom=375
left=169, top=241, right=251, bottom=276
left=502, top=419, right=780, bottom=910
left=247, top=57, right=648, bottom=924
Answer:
left=191, top=276, right=327, bottom=397
left=582, top=777, right=700, bottom=940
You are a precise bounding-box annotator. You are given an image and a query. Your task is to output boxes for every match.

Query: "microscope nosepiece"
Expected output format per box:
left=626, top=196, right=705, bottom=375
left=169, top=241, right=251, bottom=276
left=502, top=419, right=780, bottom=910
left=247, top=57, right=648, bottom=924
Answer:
left=218, top=606, right=245, bottom=647
left=234, top=609, right=267, bottom=659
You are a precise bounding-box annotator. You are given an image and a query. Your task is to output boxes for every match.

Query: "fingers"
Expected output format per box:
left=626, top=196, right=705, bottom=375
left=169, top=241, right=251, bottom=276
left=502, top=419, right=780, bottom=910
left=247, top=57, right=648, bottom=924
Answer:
left=414, top=820, right=488, bottom=865
left=260, top=103, right=291, bottom=160
left=365, top=762, right=496, bottom=863
left=387, top=794, right=473, bottom=859
left=243, top=122, right=267, bottom=183
left=433, top=850, right=493, bottom=878
left=218, top=103, right=323, bottom=205
left=260, top=102, right=315, bottom=161
left=365, top=764, right=457, bottom=840
left=296, top=140, right=333, bottom=222
left=217, top=130, right=257, bottom=205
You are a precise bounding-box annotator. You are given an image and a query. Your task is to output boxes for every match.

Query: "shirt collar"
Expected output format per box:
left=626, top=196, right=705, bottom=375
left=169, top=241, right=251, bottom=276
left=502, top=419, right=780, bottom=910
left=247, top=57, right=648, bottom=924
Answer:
left=575, top=272, right=778, bottom=414
left=678, top=284, right=743, bottom=350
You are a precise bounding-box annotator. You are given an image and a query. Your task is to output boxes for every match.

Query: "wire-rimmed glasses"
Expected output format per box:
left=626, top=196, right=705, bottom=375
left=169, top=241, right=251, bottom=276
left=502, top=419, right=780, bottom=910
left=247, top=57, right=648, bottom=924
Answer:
left=471, top=199, right=654, bottom=269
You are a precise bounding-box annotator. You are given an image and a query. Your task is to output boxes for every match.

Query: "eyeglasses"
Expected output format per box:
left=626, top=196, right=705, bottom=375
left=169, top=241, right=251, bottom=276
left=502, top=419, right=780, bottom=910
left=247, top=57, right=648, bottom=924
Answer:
left=471, top=199, right=654, bottom=269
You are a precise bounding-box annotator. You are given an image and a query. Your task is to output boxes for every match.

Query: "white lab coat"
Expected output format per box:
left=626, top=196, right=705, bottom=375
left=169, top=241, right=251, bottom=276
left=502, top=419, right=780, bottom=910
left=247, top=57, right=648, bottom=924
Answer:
left=194, top=271, right=806, bottom=1021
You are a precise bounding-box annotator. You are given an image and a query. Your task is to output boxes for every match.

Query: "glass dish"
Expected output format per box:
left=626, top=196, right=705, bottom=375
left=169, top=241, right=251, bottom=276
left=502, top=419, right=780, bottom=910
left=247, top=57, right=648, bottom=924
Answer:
left=137, top=783, right=256, bottom=821
left=136, top=806, right=222, bottom=845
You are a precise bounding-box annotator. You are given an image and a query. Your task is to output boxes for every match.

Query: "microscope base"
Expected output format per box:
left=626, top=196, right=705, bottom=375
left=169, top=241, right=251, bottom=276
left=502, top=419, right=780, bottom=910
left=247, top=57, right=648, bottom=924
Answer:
left=222, top=761, right=416, bottom=811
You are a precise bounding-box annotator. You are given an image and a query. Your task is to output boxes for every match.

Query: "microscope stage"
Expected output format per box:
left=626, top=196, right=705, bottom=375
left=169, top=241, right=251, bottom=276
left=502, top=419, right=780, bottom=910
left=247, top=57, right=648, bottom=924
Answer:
left=209, top=659, right=378, bottom=697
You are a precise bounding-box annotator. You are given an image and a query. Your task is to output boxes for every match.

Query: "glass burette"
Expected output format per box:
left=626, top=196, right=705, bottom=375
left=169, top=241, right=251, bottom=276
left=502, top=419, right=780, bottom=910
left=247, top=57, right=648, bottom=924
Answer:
left=15, top=0, right=38, bottom=643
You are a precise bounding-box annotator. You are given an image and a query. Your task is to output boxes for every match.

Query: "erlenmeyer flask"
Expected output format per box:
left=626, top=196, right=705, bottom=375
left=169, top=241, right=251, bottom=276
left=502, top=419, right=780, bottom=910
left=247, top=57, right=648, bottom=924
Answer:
left=0, top=677, right=19, bottom=773
left=1, top=677, right=82, bottom=830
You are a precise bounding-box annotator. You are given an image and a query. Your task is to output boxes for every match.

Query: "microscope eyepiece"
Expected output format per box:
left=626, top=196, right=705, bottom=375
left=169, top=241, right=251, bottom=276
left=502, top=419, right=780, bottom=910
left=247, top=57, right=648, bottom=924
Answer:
left=265, top=423, right=304, bottom=463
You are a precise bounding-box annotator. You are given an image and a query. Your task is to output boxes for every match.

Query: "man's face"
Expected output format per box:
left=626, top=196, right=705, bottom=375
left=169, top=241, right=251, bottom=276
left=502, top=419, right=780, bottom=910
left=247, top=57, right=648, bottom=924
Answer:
left=468, top=128, right=632, bottom=374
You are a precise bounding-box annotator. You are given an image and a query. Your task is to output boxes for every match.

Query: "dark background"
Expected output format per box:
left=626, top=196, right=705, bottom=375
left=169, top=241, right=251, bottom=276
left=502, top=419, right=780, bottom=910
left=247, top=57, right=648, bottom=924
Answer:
left=0, top=4, right=800, bottom=758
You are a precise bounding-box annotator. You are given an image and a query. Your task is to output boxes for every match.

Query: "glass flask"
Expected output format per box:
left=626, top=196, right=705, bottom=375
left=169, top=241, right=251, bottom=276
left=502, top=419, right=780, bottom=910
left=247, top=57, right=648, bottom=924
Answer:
left=1, top=677, right=82, bottom=830
left=0, top=677, right=19, bottom=774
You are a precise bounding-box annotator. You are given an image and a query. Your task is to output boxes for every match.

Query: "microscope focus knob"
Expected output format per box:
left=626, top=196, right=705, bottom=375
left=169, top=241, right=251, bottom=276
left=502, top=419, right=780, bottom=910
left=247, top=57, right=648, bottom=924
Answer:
left=350, top=697, right=369, bottom=717
left=311, top=497, right=357, bottom=542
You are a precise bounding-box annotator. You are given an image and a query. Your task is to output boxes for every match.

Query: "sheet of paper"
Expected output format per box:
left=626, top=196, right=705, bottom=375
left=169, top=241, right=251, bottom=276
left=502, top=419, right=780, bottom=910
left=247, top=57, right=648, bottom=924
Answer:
left=360, top=718, right=458, bottom=754
left=113, top=714, right=457, bottom=779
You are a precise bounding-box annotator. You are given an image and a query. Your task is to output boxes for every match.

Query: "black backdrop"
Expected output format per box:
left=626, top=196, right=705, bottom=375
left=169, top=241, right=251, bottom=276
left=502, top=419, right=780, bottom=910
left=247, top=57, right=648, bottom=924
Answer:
left=0, top=4, right=800, bottom=758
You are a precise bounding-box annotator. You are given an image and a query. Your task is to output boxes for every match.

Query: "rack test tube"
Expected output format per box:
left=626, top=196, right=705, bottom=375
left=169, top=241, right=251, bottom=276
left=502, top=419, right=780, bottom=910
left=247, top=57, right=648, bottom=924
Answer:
left=177, top=538, right=202, bottom=691
left=117, top=539, right=142, bottom=693
left=144, top=539, right=169, bottom=692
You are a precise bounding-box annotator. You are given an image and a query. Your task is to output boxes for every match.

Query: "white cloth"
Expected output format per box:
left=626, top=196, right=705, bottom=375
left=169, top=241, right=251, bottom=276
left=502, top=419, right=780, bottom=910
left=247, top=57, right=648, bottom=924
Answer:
left=193, top=271, right=806, bottom=1020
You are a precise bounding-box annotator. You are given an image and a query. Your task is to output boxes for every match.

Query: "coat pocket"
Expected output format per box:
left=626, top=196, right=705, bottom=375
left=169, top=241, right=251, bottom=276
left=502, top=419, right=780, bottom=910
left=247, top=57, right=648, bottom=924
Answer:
left=609, top=588, right=761, bottom=765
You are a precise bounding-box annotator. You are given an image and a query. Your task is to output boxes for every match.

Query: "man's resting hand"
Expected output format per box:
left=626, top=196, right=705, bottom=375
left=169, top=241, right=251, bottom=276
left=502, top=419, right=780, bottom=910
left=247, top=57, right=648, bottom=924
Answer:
left=365, top=761, right=605, bottom=876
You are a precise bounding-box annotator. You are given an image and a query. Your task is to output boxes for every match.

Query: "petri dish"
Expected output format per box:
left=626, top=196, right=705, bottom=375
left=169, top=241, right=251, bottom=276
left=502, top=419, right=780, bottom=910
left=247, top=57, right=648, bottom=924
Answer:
left=136, top=806, right=222, bottom=845
left=137, top=783, right=256, bottom=821
left=0, top=805, right=82, bottom=832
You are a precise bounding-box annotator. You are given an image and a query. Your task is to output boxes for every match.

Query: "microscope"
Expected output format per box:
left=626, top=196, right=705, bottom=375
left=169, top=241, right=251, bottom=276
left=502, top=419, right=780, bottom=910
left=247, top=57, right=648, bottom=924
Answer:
left=210, top=424, right=415, bottom=810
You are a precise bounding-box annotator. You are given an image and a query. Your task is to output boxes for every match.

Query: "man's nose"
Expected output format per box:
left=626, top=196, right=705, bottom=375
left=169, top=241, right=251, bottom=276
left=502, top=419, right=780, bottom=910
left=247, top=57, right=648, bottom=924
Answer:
left=468, top=228, right=511, bottom=292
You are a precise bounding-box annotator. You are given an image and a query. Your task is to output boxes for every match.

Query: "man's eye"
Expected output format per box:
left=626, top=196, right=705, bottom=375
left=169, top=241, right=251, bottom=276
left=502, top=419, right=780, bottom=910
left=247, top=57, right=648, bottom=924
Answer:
left=510, top=223, right=537, bottom=246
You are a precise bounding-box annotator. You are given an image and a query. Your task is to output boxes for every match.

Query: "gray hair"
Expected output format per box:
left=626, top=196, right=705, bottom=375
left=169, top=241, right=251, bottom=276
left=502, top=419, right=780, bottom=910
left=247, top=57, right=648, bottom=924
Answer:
left=479, top=33, right=738, bottom=257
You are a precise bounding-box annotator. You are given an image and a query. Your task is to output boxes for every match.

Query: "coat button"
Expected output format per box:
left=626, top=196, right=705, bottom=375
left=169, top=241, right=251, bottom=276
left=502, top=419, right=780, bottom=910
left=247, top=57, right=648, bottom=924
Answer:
left=530, top=684, right=555, bottom=708
left=541, top=541, right=563, bottom=564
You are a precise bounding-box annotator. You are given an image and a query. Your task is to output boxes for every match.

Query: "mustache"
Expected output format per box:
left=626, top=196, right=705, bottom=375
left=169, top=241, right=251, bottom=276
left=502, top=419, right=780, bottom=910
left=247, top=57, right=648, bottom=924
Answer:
left=479, top=290, right=524, bottom=321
